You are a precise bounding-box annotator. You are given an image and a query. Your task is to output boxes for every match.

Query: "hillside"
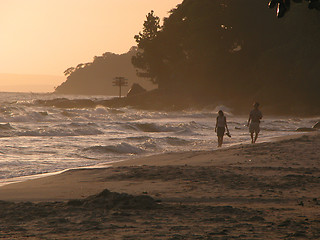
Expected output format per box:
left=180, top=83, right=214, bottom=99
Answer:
left=54, top=47, right=156, bottom=96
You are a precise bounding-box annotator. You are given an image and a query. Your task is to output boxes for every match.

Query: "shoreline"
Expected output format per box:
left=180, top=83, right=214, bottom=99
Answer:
left=0, top=131, right=308, bottom=188
left=0, top=132, right=319, bottom=239
left=0, top=131, right=318, bottom=202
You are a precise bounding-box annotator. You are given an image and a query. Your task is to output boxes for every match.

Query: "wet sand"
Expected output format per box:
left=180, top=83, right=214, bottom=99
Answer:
left=0, top=133, right=319, bottom=239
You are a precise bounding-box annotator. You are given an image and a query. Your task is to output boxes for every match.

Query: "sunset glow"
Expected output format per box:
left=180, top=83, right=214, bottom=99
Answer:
left=0, top=0, right=182, bottom=92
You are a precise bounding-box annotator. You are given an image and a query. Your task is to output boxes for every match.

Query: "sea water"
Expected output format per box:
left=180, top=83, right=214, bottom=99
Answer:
left=0, top=92, right=318, bottom=185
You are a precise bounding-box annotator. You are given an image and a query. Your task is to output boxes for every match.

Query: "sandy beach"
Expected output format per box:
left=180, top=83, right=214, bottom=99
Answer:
left=0, top=132, right=319, bottom=239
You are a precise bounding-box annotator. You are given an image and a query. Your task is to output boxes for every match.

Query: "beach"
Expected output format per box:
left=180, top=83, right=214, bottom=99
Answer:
left=1, top=0, right=320, bottom=239
left=0, top=132, right=319, bottom=239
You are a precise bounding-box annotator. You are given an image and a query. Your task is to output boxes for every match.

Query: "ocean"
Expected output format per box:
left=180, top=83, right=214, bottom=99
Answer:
left=0, top=92, right=318, bottom=185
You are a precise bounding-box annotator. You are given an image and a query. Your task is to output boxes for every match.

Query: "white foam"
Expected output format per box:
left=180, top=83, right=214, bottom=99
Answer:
left=0, top=92, right=318, bottom=185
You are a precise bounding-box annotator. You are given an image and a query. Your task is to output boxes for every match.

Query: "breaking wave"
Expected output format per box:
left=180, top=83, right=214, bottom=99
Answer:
left=83, top=143, right=145, bottom=154
left=164, top=137, right=190, bottom=146
left=0, top=123, right=14, bottom=130
left=0, top=92, right=318, bottom=183
left=123, top=121, right=203, bottom=133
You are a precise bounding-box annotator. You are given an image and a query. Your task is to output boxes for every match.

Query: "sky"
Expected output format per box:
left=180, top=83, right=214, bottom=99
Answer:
left=0, top=0, right=182, bottom=92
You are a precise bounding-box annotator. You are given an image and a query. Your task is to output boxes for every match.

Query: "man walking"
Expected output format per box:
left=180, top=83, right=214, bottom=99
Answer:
left=247, top=102, right=263, bottom=143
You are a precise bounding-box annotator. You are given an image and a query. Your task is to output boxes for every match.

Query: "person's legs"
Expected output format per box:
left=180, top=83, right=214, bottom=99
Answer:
left=250, top=123, right=260, bottom=143
left=254, top=132, right=259, bottom=143
left=217, top=127, right=225, bottom=147
left=249, top=124, right=254, bottom=143
left=254, top=124, right=260, bottom=143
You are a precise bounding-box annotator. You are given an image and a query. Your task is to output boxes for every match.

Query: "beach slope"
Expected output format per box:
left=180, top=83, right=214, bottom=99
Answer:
left=0, top=133, right=319, bottom=239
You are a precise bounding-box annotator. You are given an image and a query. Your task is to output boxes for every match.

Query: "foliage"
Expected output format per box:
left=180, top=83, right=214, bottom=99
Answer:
left=63, top=67, right=75, bottom=76
left=131, top=11, right=162, bottom=85
left=132, top=0, right=320, bottom=114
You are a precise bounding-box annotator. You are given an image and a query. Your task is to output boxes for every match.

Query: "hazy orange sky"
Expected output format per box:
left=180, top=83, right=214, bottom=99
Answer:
left=0, top=0, right=182, bottom=92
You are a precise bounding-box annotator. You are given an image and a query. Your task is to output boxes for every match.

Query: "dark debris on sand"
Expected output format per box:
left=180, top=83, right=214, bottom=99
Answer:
left=67, top=189, right=158, bottom=210
left=0, top=191, right=271, bottom=240
left=1, top=186, right=320, bottom=239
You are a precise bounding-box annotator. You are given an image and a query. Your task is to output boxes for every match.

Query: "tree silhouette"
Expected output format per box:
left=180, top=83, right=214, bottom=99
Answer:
left=112, top=77, right=128, bottom=98
left=131, top=11, right=163, bottom=86
left=63, top=67, right=75, bottom=76
left=130, top=0, right=320, bottom=114
left=135, top=10, right=160, bottom=42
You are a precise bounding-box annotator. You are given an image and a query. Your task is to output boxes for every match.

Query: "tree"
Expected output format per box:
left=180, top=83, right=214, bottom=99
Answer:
left=63, top=67, right=75, bottom=76
left=130, top=0, right=320, bottom=114
left=132, top=10, right=164, bottom=87
left=135, top=10, right=160, bottom=42
left=112, top=77, right=128, bottom=98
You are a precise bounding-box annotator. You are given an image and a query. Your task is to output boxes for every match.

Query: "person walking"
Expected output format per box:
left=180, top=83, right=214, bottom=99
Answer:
left=247, top=102, right=263, bottom=143
left=215, top=110, right=230, bottom=147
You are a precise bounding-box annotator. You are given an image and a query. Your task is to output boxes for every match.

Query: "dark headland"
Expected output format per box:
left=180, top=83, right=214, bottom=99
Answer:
left=52, top=0, right=320, bottom=116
